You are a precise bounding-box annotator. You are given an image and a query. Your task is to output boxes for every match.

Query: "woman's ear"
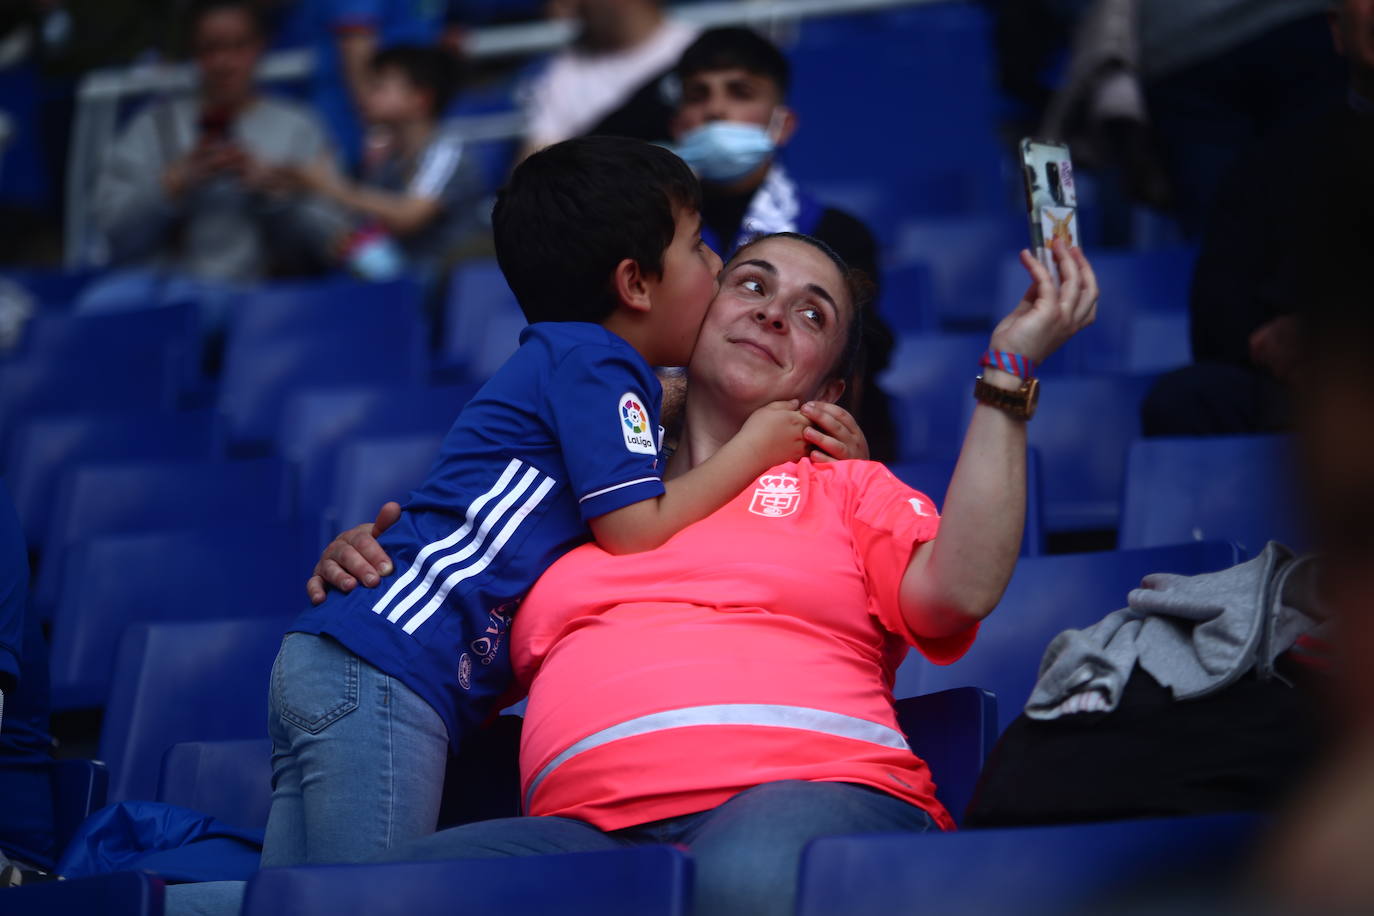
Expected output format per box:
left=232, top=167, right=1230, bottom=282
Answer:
left=612, top=257, right=654, bottom=315
left=815, top=376, right=845, bottom=405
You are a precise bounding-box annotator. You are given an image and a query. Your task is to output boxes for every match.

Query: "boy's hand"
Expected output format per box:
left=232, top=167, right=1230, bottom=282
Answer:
left=738, top=399, right=810, bottom=469
left=306, top=501, right=400, bottom=604
left=801, top=401, right=869, bottom=462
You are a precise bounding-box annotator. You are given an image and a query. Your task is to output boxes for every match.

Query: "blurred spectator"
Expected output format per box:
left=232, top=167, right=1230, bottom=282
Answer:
left=1140, top=0, right=1371, bottom=437
left=281, top=44, right=485, bottom=280
left=667, top=27, right=896, bottom=462
left=1048, top=0, right=1344, bottom=235
left=82, top=0, right=341, bottom=322
left=0, top=478, right=56, bottom=885
left=300, top=0, right=457, bottom=169
left=519, top=0, right=697, bottom=160
left=1254, top=88, right=1374, bottom=916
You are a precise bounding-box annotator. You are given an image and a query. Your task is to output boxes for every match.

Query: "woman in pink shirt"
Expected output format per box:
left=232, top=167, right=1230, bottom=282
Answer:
left=314, top=232, right=1098, bottom=916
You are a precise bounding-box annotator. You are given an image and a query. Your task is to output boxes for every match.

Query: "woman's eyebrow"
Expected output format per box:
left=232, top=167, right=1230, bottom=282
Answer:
left=730, top=258, right=777, bottom=275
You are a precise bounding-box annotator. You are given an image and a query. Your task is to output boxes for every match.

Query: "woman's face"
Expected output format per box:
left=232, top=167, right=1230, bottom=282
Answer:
left=688, top=236, right=850, bottom=409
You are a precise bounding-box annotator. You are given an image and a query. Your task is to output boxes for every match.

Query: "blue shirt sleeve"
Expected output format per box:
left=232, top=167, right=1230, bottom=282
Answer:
left=547, top=343, right=665, bottom=521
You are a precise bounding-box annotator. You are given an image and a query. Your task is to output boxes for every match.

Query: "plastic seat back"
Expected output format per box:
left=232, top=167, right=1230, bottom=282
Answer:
left=894, top=687, right=997, bottom=826
left=5, top=409, right=219, bottom=549
left=1119, top=435, right=1304, bottom=555
left=242, top=846, right=693, bottom=916
left=100, top=617, right=289, bottom=804
left=798, top=814, right=1260, bottom=916
left=49, top=523, right=312, bottom=710
left=914, top=542, right=1240, bottom=733
left=158, top=739, right=274, bottom=830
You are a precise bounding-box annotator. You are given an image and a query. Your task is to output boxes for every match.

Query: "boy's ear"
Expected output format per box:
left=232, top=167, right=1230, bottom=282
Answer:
left=772, top=106, right=799, bottom=147
left=612, top=257, right=654, bottom=315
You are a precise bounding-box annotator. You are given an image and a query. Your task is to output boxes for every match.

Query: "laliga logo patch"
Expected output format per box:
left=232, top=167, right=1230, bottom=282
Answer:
left=619, top=392, right=656, bottom=455
left=748, top=472, right=801, bottom=518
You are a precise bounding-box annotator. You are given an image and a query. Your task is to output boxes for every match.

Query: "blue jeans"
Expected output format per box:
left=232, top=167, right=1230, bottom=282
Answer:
left=260, top=633, right=450, bottom=867
left=381, top=780, right=938, bottom=916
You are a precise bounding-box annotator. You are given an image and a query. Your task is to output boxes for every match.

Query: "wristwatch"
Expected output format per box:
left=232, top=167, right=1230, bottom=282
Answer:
left=973, top=374, right=1040, bottom=420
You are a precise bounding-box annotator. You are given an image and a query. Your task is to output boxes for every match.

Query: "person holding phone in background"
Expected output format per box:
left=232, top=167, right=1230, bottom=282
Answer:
left=81, top=0, right=343, bottom=322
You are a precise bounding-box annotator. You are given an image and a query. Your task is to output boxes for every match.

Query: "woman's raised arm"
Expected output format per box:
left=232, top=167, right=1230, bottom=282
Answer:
left=899, top=241, right=1098, bottom=638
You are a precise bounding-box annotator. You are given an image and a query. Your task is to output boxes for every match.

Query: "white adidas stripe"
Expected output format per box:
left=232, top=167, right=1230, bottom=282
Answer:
left=384, top=465, right=542, bottom=626
left=401, top=475, right=555, bottom=635
left=372, top=458, right=523, bottom=618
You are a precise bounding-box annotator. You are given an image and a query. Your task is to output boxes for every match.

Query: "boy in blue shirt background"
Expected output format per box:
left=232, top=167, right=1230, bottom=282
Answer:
left=265, top=136, right=812, bottom=868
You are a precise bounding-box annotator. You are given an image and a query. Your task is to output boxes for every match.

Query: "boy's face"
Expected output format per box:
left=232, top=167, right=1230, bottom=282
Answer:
left=365, top=68, right=431, bottom=125
left=672, top=67, right=785, bottom=139
left=645, top=206, right=723, bottom=366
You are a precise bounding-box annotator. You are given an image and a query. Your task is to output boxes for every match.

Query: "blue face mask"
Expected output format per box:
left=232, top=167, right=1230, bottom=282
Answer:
left=673, top=120, right=776, bottom=183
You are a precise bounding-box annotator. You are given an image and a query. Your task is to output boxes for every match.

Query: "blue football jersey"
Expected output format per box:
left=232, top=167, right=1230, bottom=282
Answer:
left=291, top=323, right=665, bottom=749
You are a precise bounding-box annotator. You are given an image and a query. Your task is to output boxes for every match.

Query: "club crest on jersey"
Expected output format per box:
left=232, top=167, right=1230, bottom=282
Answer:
left=748, top=472, right=801, bottom=518
left=619, top=392, right=656, bottom=455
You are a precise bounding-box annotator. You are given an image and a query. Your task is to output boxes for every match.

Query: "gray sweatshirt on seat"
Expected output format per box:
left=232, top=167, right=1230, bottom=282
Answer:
left=1026, top=542, right=1323, bottom=720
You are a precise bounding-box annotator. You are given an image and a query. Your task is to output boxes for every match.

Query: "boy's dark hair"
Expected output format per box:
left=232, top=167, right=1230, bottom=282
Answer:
left=493, top=136, right=702, bottom=325
left=728, top=231, right=870, bottom=383
left=371, top=45, right=465, bottom=117
left=676, top=27, right=790, bottom=95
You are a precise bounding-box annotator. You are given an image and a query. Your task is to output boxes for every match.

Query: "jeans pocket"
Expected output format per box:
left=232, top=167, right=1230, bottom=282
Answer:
left=273, top=633, right=360, bottom=734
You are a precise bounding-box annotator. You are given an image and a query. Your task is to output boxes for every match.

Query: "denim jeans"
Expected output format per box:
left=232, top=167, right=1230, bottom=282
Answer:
left=382, top=779, right=939, bottom=916
left=260, top=633, right=450, bottom=867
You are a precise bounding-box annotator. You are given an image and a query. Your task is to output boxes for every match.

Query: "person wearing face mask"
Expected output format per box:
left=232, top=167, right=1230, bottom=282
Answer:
left=666, top=27, right=894, bottom=459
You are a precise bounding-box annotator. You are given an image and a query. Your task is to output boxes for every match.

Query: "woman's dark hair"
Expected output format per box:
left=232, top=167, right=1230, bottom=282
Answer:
left=493, top=136, right=701, bottom=325
left=371, top=45, right=466, bottom=116
left=727, top=232, right=872, bottom=384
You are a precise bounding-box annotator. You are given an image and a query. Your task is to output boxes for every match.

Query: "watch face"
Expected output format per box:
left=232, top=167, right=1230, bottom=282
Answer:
left=1023, top=377, right=1041, bottom=419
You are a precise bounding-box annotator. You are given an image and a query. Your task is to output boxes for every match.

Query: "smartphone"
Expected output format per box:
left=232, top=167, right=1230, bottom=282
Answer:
left=1019, top=138, right=1079, bottom=282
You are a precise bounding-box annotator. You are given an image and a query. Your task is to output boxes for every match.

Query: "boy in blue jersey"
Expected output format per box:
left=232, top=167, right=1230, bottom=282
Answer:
left=263, top=136, right=813, bottom=868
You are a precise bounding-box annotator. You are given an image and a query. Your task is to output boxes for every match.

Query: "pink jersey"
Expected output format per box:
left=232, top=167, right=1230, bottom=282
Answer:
left=511, top=458, right=977, bottom=833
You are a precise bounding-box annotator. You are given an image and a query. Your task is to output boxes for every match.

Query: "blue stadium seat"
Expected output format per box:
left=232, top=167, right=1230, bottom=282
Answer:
left=797, top=814, right=1261, bottom=916
left=34, top=458, right=292, bottom=614
left=226, top=277, right=423, bottom=342
left=14, top=300, right=197, bottom=363
left=894, top=687, right=996, bottom=826
left=1021, top=374, right=1156, bottom=531
left=906, top=542, right=1239, bottom=733
left=52, top=758, right=109, bottom=854
left=276, top=384, right=473, bottom=522
left=1119, top=435, right=1305, bottom=555
left=876, top=261, right=936, bottom=334
left=48, top=524, right=315, bottom=710
left=218, top=329, right=427, bottom=452
left=100, top=617, right=289, bottom=803
left=888, top=447, right=1045, bottom=557
left=0, top=267, right=98, bottom=310
left=786, top=5, right=1004, bottom=221
left=438, top=258, right=526, bottom=381
left=326, top=433, right=445, bottom=534
left=242, top=846, right=693, bottom=916
left=0, top=356, right=177, bottom=457
left=879, top=333, right=986, bottom=461
left=4, top=408, right=220, bottom=549
left=887, top=217, right=1021, bottom=330
left=4, top=871, right=163, bottom=916
left=997, top=247, right=1199, bottom=375
left=158, top=739, right=274, bottom=830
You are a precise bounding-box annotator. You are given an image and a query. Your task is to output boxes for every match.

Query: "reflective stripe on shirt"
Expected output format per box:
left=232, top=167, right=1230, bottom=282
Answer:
left=524, top=703, right=911, bottom=810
